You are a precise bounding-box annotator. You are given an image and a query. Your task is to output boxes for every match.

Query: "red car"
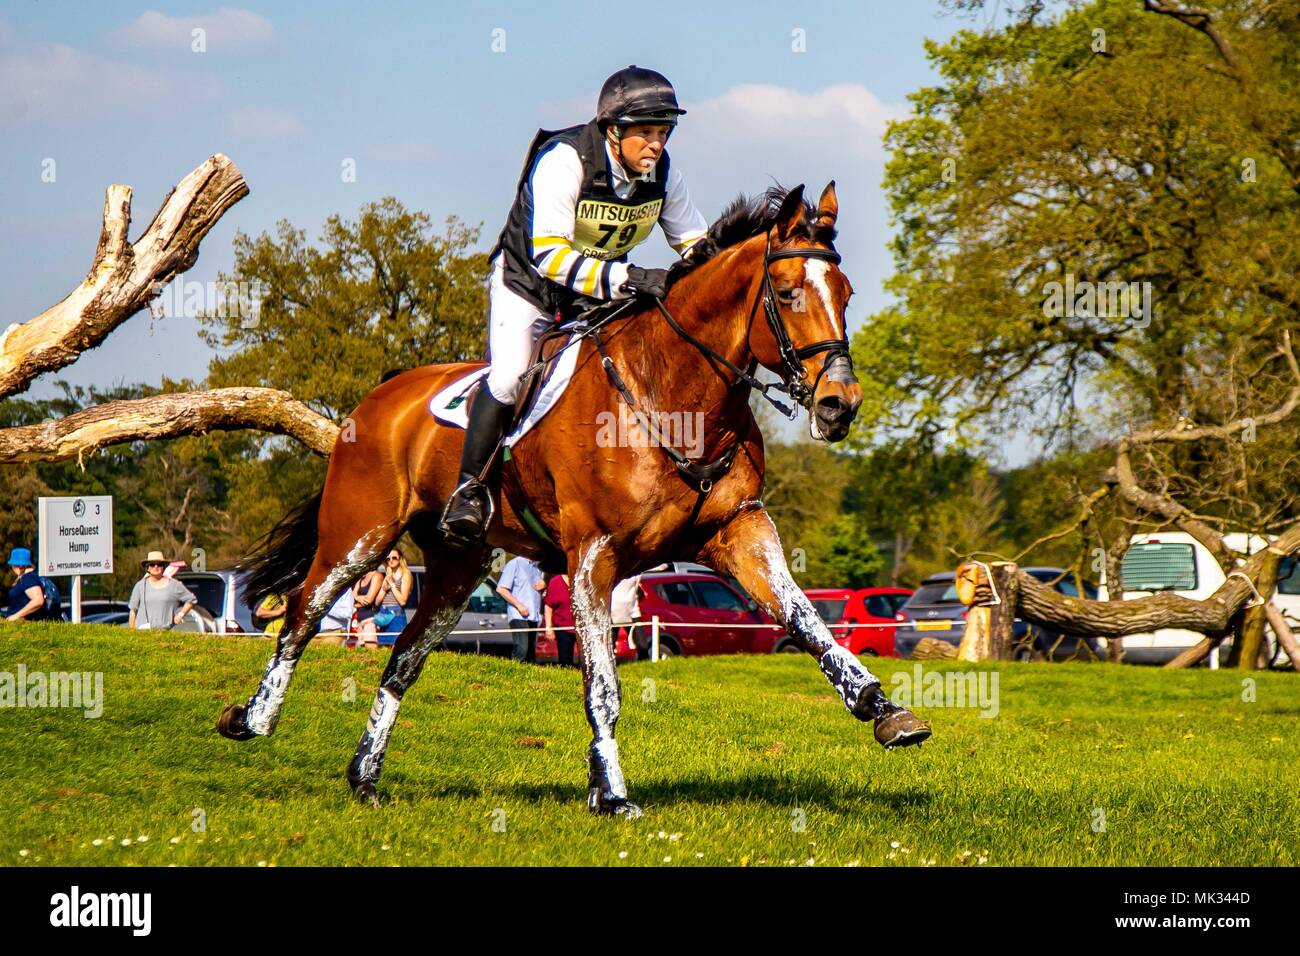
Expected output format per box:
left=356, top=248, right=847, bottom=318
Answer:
left=623, top=570, right=784, bottom=657
left=797, top=587, right=914, bottom=657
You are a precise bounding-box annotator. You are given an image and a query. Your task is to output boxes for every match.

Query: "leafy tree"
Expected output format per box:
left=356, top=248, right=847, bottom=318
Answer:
left=854, top=0, right=1300, bottom=560
left=201, top=197, right=489, bottom=422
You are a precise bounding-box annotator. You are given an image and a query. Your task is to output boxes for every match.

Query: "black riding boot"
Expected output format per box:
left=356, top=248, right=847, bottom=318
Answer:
left=439, top=387, right=515, bottom=545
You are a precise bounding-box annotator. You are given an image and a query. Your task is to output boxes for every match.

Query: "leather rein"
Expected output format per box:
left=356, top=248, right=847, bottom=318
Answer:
left=590, top=237, right=848, bottom=493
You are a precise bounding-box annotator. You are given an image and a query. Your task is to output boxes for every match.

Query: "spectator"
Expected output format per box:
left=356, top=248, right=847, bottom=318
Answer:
left=374, top=548, right=412, bottom=640
left=544, top=572, right=577, bottom=667
left=612, top=574, right=644, bottom=659
left=128, top=550, right=197, bottom=630
left=497, top=555, right=543, bottom=662
left=5, top=548, right=48, bottom=622
left=352, top=565, right=387, bottom=649
left=255, top=593, right=288, bottom=637
left=317, top=585, right=356, bottom=646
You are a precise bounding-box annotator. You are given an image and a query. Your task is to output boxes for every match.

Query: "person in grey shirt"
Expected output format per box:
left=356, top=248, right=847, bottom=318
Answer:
left=128, top=550, right=197, bottom=630
left=496, top=555, right=544, bottom=662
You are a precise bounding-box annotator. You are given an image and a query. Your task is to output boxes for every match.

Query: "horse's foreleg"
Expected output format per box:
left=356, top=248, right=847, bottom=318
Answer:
left=700, top=503, right=931, bottom=748
left=570, top=534, right=639, bottom=818
left=347, top=548, right=489, bottom=805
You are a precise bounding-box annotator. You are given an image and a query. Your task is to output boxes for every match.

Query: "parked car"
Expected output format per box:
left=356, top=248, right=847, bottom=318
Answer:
left=895, top=567, right=1105, bottom=661
left=439, top=578, right=514, bottom=656
left=81, top=610, right=131, bottom=626
left=622, top=570, right=783, bottom=657
left=801, top=587, right=912, bottom=656
left=176, top=569, right=259, bottom=634
left=1103, top=531, right=1295, bottom=667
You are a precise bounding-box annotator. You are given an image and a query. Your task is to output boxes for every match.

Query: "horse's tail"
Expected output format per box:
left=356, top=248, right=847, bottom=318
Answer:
left=236, top=490, right=324, bottom=610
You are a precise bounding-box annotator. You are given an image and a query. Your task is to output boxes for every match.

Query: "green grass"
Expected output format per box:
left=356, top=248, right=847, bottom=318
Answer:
left=1, top=623, right=1297, bottom=866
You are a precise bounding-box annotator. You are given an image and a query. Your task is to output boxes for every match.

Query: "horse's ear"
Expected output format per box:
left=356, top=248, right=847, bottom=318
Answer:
left=816, top=181, right=838, bottom=227
left=774, top=184, right=807, bottom=241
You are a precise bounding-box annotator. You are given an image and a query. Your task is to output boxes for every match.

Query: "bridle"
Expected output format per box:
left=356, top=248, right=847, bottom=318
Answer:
left=754, top=236, right=853, bottom=414
left=573, top=232, right=855, bottom=494
left=645, top=234, right=853, bottom=418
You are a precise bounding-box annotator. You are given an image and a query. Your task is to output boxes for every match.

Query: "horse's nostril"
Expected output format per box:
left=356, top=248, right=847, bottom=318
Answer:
left=817, top=395, right=850, bottom=420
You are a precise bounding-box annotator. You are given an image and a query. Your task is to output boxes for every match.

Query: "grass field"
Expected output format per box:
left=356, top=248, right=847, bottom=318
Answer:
left=1, top=623, right=1297, bottom=866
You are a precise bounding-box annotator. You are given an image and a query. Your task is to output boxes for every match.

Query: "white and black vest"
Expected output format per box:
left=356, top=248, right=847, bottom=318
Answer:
left=489, top=119, right=670, bottom=316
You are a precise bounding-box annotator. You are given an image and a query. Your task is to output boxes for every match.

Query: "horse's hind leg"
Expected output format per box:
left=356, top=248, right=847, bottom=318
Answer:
left=699, top=502, right=932, bottom=748
left=218, top=519, right=400, bottom=741
left=347, top=542, right=491, bottom=804
left=569, top=534, right=640, bottom=818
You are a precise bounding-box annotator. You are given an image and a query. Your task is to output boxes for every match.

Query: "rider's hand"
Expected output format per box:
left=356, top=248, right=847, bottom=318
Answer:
left=624, top=266, right=670, bottom=298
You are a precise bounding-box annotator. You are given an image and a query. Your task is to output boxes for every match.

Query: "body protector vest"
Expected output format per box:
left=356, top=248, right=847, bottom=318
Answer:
left=489, top=119, right=670, bottom=317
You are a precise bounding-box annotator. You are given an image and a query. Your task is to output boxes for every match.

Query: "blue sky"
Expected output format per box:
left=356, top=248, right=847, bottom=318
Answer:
left=1, top=1, right=978, bottom=404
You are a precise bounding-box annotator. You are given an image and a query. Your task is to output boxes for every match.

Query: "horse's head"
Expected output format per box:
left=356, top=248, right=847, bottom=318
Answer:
left=752, top=183, right=862, bottom=442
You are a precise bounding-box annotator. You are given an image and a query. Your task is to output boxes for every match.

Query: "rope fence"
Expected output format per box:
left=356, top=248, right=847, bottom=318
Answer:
left=352, top=615, right=935, bottom=661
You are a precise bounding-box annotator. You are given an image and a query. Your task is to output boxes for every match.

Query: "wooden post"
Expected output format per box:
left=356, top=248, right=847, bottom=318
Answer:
left=71, top=575, right=82, bottom=624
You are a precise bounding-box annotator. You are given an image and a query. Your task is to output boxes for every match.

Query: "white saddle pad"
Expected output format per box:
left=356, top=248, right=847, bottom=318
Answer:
left=428, top=329, right=584, bottom=447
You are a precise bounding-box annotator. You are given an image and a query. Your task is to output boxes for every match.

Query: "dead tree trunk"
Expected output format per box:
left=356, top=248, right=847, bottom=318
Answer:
left=0, top=155, right=339, bottom=464
left=955, top=521, right=1300, bottom=667
left=955, top=560, right=1019, bottom=661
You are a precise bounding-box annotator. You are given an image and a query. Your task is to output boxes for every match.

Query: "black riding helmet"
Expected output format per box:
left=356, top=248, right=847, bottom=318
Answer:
left=596, top=65, right=686, bottom=130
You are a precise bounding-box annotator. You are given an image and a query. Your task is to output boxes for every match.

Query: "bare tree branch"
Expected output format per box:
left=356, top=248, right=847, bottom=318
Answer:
left=0, top=388, right=339, bottom=463
left=0, top=154, right=249, bottom=400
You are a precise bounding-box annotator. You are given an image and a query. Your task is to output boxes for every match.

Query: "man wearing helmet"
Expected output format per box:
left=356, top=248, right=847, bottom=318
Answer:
left=441, top=66, right=709, bottom=544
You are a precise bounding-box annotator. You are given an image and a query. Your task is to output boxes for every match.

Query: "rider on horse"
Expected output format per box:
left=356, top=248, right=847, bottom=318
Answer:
left=440, top=65, right=709, bottom=544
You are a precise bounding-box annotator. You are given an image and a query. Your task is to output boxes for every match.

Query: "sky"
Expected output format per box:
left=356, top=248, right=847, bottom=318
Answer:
left=1, top=1, right=987, bottom=427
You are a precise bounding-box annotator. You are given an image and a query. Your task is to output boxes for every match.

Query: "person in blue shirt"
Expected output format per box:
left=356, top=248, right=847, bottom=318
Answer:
left=496, top=555, right=545, bottom=662
left=5, top=548, right=47, bottom=621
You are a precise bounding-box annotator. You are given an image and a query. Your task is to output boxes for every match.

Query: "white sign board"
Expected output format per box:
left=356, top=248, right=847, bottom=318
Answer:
left=38, top=496, right=114, bottom=576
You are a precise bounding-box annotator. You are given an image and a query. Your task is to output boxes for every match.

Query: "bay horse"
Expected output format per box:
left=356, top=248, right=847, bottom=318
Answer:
left=217, top=183, right=931, bottom=817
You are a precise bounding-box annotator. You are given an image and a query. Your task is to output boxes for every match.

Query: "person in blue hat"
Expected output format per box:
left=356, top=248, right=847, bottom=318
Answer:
left=5, top=548, right=47, bottom=621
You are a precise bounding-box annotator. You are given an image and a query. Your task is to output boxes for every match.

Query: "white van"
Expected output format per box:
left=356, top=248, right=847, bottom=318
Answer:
left=1101, top=531, right=1298, bottom=667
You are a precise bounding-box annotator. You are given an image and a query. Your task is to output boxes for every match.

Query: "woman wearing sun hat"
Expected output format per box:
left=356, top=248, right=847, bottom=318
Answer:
left=5, top=547, right=47, bottom=621
left=127, top=550, right=197, bottom=630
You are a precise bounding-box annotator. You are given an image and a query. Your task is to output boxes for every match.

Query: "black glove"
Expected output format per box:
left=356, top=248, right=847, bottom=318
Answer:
left=624, top=266, right=670, bottom=298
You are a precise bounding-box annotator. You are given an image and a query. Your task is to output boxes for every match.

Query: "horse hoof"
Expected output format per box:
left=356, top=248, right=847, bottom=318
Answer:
left=874, top=710, right=932, bottom=749
left=351, top=781, right=381, bottom=807
left=216, top=704, right=258, bottom=741
left=588, top=790, right=643, bottom=819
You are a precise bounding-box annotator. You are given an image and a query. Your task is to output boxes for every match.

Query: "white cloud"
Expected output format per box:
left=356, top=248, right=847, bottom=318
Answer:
left=0, top=37, right=178, bottom=126
left=542, top=82, right=903, bottom=160
left=112, top=7, right=273, bottom=53
left=227, top=106, right=304, bottom=141
left=686, top=83, right=905, bottom=162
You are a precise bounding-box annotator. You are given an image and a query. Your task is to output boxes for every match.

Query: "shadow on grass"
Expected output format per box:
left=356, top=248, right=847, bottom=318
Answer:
left=480, top=774, right=935, bottom=813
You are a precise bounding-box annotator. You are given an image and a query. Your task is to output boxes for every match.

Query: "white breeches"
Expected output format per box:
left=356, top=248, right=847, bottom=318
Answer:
left=485, top=258, right=555, bottom=404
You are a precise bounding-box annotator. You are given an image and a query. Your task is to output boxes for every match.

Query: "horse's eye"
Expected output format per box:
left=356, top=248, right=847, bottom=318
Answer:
left=775, top=289, right=795, bottom=304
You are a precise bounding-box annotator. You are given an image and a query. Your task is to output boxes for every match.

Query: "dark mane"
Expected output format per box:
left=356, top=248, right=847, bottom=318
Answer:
left=667, top=185, right=836, bottom=285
